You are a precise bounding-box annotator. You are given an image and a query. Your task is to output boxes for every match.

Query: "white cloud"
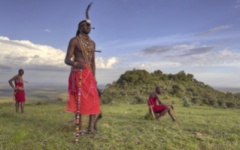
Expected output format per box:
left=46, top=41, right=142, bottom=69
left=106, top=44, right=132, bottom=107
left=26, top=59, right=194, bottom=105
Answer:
left=129, top=61, right=181, bottom=72
left=197, top=25, right=232, bottom=36
left=96, top=57, right=118, bottom=69
left=208, top=26, right=231, bottom=32
left=0, top=36, right=66, bottom=71
left=0, top=36, right=119, bottom=71
left=141, top=43, right=211, bottom=56
left=175, top=48, right=240, bottom=67
left=0, top=36, right=120, bottom=85
left=139, top=42, right=240, bottom=68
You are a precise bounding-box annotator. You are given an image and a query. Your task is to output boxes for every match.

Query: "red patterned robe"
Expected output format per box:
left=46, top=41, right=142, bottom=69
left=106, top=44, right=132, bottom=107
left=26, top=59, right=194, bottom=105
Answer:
left=14, top=81, right=25, bottom=102
left=148, top=96, right=167, bottom=113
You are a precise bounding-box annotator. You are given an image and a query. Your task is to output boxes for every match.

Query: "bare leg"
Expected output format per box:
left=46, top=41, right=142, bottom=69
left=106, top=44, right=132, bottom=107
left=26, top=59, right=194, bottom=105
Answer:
left=167, top=108, right=176, bottom=122
left=20, top=102, right=25, bottom=113
left=88, top=115, right=96, bottom=132
left=16, top=102, right=19, bottom=113
left=157, top=109, right=168, bottom=121
left=94, top=112, right=102, bottom=130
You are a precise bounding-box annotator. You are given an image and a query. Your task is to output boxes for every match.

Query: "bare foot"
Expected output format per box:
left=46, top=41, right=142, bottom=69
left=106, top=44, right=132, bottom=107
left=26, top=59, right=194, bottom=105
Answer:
left=157, top=116, right=161, bottom=122
left=87, top=130, right=103, bottom=135
left=79, top=130, right=87, bottom=135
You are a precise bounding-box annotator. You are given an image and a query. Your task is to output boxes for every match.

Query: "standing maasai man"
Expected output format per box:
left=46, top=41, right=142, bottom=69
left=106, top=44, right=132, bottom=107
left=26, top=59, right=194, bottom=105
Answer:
left=9, top=69, right=26, bottom=113
left=65, top=3, right=100, bottom=139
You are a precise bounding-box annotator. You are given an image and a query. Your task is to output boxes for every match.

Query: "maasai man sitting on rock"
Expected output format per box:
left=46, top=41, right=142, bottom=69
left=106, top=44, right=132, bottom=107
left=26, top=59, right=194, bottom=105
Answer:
left=64, top=3, right=101, bottom=140
left=148, top=86, right=176, bottom=122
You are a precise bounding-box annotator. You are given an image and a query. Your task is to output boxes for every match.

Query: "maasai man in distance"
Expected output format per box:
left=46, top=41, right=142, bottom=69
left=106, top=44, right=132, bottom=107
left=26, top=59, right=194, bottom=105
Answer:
left=65, top=3, right=101, bottom=137
left=148, top=86, right=176, bottom=122
left=8, top=69, right=26, bottom=113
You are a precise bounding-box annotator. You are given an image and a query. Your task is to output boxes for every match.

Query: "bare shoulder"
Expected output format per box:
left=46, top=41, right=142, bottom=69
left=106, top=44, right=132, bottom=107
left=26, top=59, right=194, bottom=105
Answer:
left=67, top=37, right=79, bottom=50
left=150, top=92, right=157, bottom=98
left=16, top=74, right=21, bottom=80
left=14, top=74, right=20, bottom=79
left=70, top=36, right=78, bottom=43
left=9, top=74, right=19, bottom=81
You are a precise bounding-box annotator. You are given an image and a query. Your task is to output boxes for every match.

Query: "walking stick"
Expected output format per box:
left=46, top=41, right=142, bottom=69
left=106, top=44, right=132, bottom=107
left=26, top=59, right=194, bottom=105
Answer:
left=11, top=92, right=16, bottom=110
left=75, top=69, right=82, bottom=142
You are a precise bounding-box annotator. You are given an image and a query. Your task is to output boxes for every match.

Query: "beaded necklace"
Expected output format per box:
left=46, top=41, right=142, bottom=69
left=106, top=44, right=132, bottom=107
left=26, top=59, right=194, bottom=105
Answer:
left=77, top=34, right=94, bottom=65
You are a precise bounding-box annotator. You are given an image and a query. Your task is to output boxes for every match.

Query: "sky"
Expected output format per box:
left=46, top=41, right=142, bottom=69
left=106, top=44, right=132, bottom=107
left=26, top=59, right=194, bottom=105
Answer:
left=0, top=0, right=240, bottom=88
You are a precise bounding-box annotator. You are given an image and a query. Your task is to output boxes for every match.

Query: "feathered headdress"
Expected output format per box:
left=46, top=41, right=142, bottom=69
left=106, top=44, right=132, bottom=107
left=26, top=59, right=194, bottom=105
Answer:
left=76, top=2, right=93, bottom=36
left=85, top=2, right=93, bottom=24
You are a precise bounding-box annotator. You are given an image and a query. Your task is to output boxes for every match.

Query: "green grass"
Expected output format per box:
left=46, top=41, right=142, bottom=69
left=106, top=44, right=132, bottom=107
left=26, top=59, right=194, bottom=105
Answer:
left=0, top=102, right=239, bottom=150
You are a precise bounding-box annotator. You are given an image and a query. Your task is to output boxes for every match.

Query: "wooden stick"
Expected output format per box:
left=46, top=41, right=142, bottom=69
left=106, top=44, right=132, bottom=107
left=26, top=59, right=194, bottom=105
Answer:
left=11, top=92, right=16, bottom=110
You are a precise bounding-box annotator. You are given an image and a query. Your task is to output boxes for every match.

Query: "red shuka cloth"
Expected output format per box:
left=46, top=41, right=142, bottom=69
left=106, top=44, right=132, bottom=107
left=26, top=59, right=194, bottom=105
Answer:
left=14, top=81, right=25, bottom=102
left=66, top=65, right=100, bottom=115
left=148, top=96, right=167, bottom=113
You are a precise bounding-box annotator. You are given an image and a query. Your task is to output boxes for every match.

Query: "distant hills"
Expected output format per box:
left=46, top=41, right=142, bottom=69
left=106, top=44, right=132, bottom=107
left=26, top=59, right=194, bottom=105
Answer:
left=214, top=87, right=240, bottom=94
left=0, top=84, right=106, bottom=103
left=0, top=84, right=68, bottom=104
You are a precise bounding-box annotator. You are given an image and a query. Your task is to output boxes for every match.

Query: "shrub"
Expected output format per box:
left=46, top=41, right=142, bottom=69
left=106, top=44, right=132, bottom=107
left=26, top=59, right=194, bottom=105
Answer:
left=132, top=96, right=146, bottom=104
left=237, top=103, right=240, bottom=109
left=119, top=91, right=125, bottom=96
left=183, top=98, right=191, bottom=107
left=191, top=97, right=199, bottom=104
left=213, top=102, right=219, bottom=108
left=172, top=84, right=183, bottom=97
left=221, top=103, right=227, bottom=109
left=202, top=99, right=209, bottom=105
left=208, top=99, right=216, bottom=106
left=226, top=102, right=236, bottom=108
left=36, top=101, right=48, bottom=105
left=101, top=94, right=114, bottom=104
left=217, top=99, right=224, bottom=106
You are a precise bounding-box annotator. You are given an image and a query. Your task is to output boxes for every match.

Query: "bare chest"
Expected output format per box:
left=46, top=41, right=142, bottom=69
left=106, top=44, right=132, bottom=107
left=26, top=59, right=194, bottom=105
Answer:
left=75, top=36, right=94, bottom=62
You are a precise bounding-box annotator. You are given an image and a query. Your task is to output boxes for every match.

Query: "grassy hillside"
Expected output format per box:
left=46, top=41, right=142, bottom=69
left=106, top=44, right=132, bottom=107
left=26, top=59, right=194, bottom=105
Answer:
left=101, top=69, right=240, bottom=108
left=0, top=101, right=240, bottom=150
